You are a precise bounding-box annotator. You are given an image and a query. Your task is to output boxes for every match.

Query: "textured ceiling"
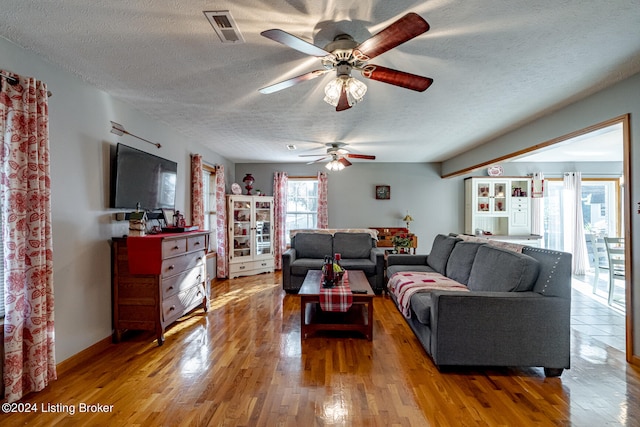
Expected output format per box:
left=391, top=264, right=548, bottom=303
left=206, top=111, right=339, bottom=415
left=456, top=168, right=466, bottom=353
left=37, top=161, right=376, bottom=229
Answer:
left=2, top=0, right=639, bottom=164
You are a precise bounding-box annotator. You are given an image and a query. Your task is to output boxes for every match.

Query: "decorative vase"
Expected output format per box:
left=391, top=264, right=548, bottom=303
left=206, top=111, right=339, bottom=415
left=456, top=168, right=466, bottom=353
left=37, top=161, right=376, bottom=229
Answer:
left=242, top=173, right=255, bottom=195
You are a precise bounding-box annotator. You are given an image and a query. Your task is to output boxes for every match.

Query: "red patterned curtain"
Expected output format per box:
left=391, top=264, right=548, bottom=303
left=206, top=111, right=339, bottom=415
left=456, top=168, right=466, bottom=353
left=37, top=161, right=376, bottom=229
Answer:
left=190, top=154, right=204, bottom=228
left=215, top=165, right=228, bottom=278
left=317, top=171, right=328, bottom=228
left=0, top=71, right=56, bottom=402
left=272, top=172, right=288, bottom=269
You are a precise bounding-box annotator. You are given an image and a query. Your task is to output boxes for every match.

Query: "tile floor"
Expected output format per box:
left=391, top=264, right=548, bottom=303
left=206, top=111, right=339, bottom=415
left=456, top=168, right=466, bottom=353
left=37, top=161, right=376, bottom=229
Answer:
left=571, top=272, right=626, bottom=352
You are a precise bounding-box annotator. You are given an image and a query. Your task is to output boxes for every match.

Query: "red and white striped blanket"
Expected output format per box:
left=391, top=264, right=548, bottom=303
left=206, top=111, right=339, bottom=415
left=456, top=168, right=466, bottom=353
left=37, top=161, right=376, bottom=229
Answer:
left=387, top=272, right=469, bottom=318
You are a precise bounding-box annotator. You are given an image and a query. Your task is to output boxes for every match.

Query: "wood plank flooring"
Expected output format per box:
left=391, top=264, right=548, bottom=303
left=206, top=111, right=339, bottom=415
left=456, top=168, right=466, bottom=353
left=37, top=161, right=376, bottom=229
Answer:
left=4, top=272, right=640, bottom=426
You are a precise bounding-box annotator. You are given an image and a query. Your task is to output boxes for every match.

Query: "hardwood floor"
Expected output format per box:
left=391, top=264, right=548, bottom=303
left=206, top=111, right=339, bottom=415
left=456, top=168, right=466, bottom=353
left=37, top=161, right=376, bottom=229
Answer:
left=4, top=272, right=640, bottom=426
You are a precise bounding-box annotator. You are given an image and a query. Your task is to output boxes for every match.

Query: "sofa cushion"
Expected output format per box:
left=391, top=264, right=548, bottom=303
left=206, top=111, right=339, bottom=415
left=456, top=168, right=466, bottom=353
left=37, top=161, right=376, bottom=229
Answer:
left=387, top=264, right=435, bottom=278
left=337, top=258, right=376, bottom=275
left=467, top=245, right=540, bottom=292
left=427, top=234, right=460, bottom=275
left=290, top=258, right=325, bottom=276
left=293, top=233, right=333, bottom=259
left=445, top=241, right=485, bottom=284
left=333, top=233, right=373, bottom=259
left=410, top=293, right=433, bottom=325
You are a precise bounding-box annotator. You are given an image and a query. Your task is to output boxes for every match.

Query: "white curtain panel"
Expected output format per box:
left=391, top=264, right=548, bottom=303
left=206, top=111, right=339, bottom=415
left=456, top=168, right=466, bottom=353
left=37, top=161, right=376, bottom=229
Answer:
left=531, top=172, right=544, bottom=241
left=563, top=172, right=588, bottom=274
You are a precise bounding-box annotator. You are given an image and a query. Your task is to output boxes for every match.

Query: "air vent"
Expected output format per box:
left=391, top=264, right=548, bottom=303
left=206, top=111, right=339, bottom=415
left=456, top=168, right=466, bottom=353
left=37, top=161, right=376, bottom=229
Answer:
left=204, top=11, right=245, bottom=44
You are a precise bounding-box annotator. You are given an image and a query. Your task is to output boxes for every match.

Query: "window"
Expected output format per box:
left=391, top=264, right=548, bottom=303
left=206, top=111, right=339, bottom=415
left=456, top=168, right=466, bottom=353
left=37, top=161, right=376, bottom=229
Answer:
left=202, top=166, right=217, bottom=251
left=286, top=178, right=318, bottom=244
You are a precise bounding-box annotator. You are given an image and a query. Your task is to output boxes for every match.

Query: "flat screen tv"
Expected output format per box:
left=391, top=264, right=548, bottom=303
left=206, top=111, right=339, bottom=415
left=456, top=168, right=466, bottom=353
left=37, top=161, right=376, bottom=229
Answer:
left=111, top=143, right=177, bottom=211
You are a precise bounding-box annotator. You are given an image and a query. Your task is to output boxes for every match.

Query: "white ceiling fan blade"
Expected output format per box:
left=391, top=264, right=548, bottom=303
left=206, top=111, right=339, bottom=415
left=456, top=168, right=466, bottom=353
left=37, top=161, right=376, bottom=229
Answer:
left=259, top=69, right=330, bottom=94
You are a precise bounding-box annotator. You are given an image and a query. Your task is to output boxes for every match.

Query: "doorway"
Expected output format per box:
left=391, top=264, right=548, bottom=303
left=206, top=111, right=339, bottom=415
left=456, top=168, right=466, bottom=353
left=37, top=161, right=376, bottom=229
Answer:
left=511, top=117, right=630, bottom=356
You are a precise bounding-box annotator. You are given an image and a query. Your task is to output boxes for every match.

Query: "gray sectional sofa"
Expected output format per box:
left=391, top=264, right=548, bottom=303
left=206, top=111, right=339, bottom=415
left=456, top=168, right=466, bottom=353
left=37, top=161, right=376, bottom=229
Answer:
left=386, top=233, right=572, bottom=377
left=282, top=230, right=385, bottom=294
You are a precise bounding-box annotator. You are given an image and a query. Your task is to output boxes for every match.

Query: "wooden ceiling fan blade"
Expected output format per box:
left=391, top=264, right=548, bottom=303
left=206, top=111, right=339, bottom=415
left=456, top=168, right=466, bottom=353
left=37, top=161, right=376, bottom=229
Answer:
left=346, top=153, right=376, bottom=160
left=352, top=13, right=429, bottom=61
left=259, top=70, right=330, bottom=94
left=336, top=87, right=351, bottom=111
left=261, top=29, right=332, bottom=57
left=361, top=64, right=433, bottom=92
left=338, top=157, right=352, bottom=167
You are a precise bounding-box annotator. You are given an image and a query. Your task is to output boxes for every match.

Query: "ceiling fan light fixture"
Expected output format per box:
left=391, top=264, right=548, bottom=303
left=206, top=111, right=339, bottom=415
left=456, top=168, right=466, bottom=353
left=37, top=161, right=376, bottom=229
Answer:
left=325, top=159, right=345, bottom=171
left=346, top=77, right=367, bottom=104
left=323, top=76, right=367, bottom=107
left=323, top=78, right=343, bottom=106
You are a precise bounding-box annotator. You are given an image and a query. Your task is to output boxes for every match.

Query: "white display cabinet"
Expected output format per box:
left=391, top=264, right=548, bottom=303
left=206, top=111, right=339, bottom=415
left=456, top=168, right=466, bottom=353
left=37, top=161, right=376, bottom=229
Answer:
left=227, top=195, right=275, bottom=278
left=464, top=177, right=531, bottom=236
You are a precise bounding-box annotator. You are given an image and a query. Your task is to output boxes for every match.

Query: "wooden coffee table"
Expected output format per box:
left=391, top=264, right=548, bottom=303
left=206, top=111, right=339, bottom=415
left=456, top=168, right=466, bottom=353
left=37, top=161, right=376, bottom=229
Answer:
left=299, top=270, right=374, bottom=340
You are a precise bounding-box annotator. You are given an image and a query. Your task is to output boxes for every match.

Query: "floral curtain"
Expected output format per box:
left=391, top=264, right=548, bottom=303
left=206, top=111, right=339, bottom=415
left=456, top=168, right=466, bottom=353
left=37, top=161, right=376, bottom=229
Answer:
left=273, top=172, right=288, bottom=269
left=215, top=165, right=228, bottom=278
left=563, top=172, right=588, bottom=274
left=317, top=171, right=328, bottom=228
left=0, top=71, right=56, bottom=402
left=191, top=154, right=204, bottom=228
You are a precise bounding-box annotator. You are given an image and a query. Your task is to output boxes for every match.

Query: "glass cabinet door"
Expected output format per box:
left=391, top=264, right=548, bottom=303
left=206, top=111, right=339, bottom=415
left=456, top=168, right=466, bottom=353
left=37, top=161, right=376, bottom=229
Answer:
left=232, top=200, right=252, bottom=258
left=254, top=199, right=272, bottom=256
left=492, top=182, right=507, bottom=213
left=476, top=181, right=491, bottom=212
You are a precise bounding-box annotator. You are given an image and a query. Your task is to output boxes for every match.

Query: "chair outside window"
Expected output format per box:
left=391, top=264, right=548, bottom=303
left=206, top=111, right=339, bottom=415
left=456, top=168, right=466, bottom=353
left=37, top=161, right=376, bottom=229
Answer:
left=604, top=237, right=625, bottom=306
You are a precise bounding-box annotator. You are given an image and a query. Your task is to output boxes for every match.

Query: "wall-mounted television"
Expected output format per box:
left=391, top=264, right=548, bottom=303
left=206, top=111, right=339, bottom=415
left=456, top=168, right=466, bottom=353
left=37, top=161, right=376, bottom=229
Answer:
left=110, top=143, right=177, bottom=211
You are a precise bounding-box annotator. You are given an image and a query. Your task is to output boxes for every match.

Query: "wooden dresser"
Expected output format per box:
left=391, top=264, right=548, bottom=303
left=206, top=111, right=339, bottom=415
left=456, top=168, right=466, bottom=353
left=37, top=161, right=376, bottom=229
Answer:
left=111, top=231, right=209, bottom=345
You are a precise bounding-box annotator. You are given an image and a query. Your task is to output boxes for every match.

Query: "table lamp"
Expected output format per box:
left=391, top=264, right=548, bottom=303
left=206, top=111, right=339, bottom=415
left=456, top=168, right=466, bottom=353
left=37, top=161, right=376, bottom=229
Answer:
left=402, top=212, right=414, bottom=232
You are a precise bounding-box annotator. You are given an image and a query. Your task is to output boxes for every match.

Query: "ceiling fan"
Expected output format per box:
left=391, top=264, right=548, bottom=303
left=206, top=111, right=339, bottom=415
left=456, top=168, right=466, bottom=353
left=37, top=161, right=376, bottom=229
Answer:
left=299, top=143, right=376, bottom=170
left=259, top=12, right=433, bottom=111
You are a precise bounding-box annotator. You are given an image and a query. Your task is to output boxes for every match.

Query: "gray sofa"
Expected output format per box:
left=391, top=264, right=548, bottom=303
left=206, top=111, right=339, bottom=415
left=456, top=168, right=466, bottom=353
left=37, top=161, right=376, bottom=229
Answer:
left=386, top=233, right=572, bottom=377
left=282, top=231, right=385, bottom=294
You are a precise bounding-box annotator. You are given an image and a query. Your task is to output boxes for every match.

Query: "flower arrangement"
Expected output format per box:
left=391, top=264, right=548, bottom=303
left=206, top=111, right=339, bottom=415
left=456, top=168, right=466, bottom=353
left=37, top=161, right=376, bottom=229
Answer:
left=391, top=234, right=412, bottom=248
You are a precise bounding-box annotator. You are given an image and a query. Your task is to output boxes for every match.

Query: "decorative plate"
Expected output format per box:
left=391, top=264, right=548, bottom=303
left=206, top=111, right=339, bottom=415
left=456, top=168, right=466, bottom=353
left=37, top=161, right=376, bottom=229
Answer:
left=231, top=183, right=242, bottom=195
left=487, top=165, right=504, bottom=176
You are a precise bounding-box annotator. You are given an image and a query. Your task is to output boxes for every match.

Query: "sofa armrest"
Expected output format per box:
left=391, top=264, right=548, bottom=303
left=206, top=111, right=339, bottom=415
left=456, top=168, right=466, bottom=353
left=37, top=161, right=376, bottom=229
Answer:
left=387, top=254, right=428, bottom=266
left=282, top=248, right=296, bottom=290
left=370, top=248, right=386, bottom=292
left=428, top=291, right=570, bottom=368
left=370, top=247, right=385, bottom=265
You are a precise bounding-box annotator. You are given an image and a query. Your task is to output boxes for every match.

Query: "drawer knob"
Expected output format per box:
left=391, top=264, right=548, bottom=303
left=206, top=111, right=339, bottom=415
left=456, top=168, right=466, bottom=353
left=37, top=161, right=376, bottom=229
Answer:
left=168, top=265, right=175, bottom=270
left=194, top=241, right=200, bottom=246
left=169, top=305, right=176, bottom=311
left=173, top=245, right=180, bottom=250
left=239, top=265, right=245, bottom=270
left=167, top=286, right=174, bottom=291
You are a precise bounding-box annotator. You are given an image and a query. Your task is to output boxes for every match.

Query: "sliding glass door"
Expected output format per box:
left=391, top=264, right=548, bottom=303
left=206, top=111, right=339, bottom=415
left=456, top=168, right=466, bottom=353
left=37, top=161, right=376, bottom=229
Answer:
left=544, top=178, right=620, bottom=251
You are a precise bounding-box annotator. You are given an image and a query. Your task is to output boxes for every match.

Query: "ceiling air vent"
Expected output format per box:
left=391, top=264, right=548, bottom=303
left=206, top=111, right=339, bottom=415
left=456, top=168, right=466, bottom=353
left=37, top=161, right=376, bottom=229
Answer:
left=204, top=10, right=245, bottom=44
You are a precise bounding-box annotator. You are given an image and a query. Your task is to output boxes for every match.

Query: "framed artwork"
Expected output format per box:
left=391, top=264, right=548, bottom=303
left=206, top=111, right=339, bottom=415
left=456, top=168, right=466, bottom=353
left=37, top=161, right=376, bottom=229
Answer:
left=161, top=208, right=175, bottom=226
left=375, top=185, right=391, bottom=200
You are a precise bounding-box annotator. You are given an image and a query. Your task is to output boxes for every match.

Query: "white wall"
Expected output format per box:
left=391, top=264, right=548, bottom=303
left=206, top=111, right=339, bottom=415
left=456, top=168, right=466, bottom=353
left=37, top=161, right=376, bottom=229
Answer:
left=443, top=72, right=640, bottom=357
left=1, top=37, right=234, bottom=363
left=234, top=162, right=463, bottom=254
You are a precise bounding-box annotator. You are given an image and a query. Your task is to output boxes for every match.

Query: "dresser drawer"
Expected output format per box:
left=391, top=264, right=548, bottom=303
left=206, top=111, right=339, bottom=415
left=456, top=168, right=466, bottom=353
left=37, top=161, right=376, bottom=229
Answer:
left=162, top=238, right=187, bottom=258
left=187, top=234, right=207, bottom=252
left=162, top=285, right=205, bottom=324
left=161, top=250, right=205, bottom=278
left=161, top=265, right=205, bottom=299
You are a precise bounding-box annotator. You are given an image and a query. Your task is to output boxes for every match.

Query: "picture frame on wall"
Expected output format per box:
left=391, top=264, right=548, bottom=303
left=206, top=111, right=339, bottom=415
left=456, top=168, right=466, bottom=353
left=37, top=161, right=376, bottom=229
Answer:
left=375, top=185, right=391, bottom=200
